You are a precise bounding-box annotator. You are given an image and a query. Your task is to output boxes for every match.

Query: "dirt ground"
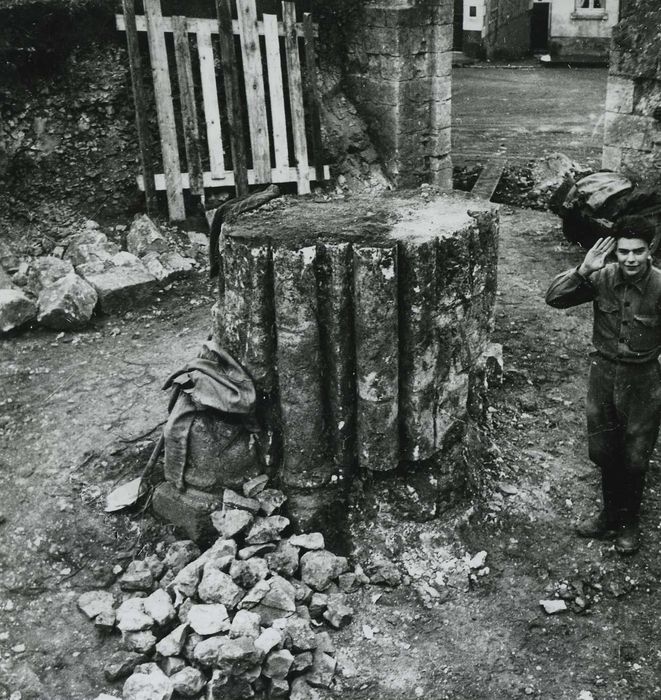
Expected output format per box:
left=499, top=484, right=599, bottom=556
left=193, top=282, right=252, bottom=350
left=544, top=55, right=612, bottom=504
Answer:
left=3, top=204, right=661, bottom=699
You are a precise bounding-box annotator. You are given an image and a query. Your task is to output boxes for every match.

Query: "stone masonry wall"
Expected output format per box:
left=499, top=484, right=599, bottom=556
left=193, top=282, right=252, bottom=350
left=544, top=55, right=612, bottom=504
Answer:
left=602, top=0, right=661, bottom=186
left=344, top=0, right=453, bottom=189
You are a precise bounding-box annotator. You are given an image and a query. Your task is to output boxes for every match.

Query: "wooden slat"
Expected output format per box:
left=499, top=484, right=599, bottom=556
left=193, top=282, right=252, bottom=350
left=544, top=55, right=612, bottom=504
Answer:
left=138, top=165, right=330, bottom=190
left=216, top=0, right=248, bottom=196
left=117, top=14, right=316, bottom=38
left=173, top=16, right=204, bottom=197
left=282, top=1, right=310, bottom=194
left=143, top=0, right=185, bottom=220
left=236, top=0, right=271, bottom=183
left=196, top=28, right=226, bottom=180
left=471, top=155, right=507, bottom=200
left=263, top=13, right=288, bottom=171
left=122, top=0, right=158, bottom=214
left=303, top=13, right=324, bottom=182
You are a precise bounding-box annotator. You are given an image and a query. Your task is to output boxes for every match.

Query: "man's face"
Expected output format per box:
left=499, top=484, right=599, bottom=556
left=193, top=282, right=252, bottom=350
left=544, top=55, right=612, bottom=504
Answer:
left=616, top=237, right=650, bottom=279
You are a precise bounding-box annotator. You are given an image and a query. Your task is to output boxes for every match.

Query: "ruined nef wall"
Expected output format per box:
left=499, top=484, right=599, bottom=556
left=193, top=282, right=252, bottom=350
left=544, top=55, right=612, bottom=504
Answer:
left=344, top=1, right=454, bottom=189
left=602, top=0, right=661, bottom=186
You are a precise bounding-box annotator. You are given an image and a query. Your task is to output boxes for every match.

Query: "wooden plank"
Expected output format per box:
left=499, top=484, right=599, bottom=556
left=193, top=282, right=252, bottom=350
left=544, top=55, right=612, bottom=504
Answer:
left=121, top=0, right=158, bottom=214
left=282, top=1, right=310, bottom=194
left=138, top=165, right=330, bottom=190
left=143, top=0, right=185, bottom=220
left=471, top=155, right=507, bottom=201
left=303, top=13, right=324, bottom=182
left=216, top=0, right=248, bottom=196
left=117, top=14, right=315, bottom=38
left=263, top=13, right=289, bottom=171
left=236, top=0, right=271, bottom=183
left=197, top=28, right=226, bottom=180
left=173, top=16, right=204, bottom=197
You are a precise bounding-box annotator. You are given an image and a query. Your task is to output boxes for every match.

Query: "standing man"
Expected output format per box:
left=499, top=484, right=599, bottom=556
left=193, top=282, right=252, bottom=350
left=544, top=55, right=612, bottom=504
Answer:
left=546, top=215, right=661, bottom=555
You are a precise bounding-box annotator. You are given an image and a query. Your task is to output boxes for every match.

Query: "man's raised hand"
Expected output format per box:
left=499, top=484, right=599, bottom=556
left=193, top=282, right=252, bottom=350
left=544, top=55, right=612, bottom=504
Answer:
left=579, top=237, right=616, bottom=277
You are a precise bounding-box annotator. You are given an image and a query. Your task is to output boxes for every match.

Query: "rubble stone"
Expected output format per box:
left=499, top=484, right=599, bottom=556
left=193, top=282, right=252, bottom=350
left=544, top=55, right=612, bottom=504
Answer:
left=116, top=599, right=153, bottom=632
left=273, top=616, right=317, bottom=652
left=322, top=595, right=353, bottom=630
left=143, top=589, right=175, bottom=626
left=229, top=610, right=261, bottom=639
left=254, top=628, right=282, bottom=655
left=155, top=624, right=188, bottom=657
left=314, top=632, right=335, bottom=655
left=198, top=568, right=244, bottom=609
left=289, top=533, right=325, bottom=550
left=292, top=581, right=313, bottom=605
left=37, top=272, right=97, bottom=329
left=183, top=633, right=204, bottom=662
left=26, top=256, right=74, bottom=296
left=242, top=475, right=269, bottom=497
left=170, top=666, right=206, bottom=697
left=187, top=604, right=230, bottom=636
left=192, top=635, right=227, bottom=667
left=305, top=650, right=336, bottom=689
left=308, top=593, right=328, bottom=620
left=80, top=260, right=158, bottom=315
left=269, top=678, right=289, bottom=698
left=123, top=663, right=173, bottom=700
left=300, top=551, right=348, bottom=591
left=0, top=289, right=37, bottom=333
left=127, top=214, right=167, bottom=258
left=245, top=516, right=290, bottom=545
left=215, top=636, right=264, bottom=675
left=120, top=561, right=154, bottom=592
left=211, top=509, right=253, bottom=539
left=164, top=541, right=201, bottom=575
left=337, top=573, right=359, bottom=593
left=256, top=489, right=287, bottom=516
left=144, top=554, right=166, bottom=581
left=123, top=630, right=157, bottom=654
left=265, top=541, right=300, bottom=578
left=230, top=559, right=269, bottom=589
left=95, top=607, right=117, bottom=631
left=244, top=576, right=296, bottom=625
left=77, top=590, right=115, bottom=620
left=170, top=560, right=204, bottom=599
left=291, top=652, right=314, bottom=674
left=290, top=678, right=323, bottom=700
left=365, top=557, right=401, bottom=586
left=263, top=649, right=294, bottom=679
left=223, top=490, right=261, bottom=514
left=238, top=543, right=276, bottom=560
left=65, top=230, right=119, bottom=267
left=160, top=656, right=186, bottom=677
left=104, top=651, right=147, bottom=681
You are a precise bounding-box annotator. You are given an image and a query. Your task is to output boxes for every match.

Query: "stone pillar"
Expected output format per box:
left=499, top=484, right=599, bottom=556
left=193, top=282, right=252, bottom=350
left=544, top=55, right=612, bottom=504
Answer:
left=602, top=0, right=661, bottom=186
left=345, top=0, right=453, bottom=188
left=213, top=192, right=498, bottom=529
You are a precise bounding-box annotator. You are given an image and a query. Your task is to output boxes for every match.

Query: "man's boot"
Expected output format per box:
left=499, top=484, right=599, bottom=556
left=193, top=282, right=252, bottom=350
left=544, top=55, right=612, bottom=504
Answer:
left=615, top=471, right=645, bottom=555
left=615, top=523, right=640, bottom=555
left=575, top=510, right=618, bottom=539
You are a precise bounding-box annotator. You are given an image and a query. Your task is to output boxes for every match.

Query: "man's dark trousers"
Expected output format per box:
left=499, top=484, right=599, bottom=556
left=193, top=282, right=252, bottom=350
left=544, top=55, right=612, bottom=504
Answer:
left=587, top=355, right=661, bottom=527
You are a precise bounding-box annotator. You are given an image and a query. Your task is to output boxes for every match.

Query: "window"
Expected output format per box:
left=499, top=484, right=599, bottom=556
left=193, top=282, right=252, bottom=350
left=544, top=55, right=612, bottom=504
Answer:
left=573, top=0, right=606, bottom=18
left=469, top=5, right=477, bottom=17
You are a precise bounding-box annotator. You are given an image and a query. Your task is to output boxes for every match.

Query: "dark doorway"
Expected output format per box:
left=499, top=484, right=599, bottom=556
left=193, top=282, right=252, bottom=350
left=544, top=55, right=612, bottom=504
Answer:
left=453, top=0, right=463, bottom=50
left=530, top=2, right=550, bottom=52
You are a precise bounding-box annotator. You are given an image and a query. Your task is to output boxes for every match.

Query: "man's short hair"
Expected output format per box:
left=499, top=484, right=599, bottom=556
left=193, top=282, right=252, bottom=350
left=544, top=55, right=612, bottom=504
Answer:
left=614, top=215, right=656, bottom=246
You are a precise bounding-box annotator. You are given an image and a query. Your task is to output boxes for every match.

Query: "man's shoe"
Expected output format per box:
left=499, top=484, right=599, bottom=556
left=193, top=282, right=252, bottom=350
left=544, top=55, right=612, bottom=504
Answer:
left=615, top=525, right=640, bottom=555
left=575, top=511, right=617, bottom=540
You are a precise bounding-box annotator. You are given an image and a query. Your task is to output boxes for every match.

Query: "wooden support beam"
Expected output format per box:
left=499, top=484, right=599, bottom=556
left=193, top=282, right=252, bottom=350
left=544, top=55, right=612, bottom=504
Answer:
left=237, top=0, right=271, bottom=183
left=303, top=13, right=324, bottom=183
left=216, top=0, right=249, bottom=196
left=143, top=0, right=185, bottom=220
left=173, top=16, right=204, bottom=198
left=282, top=1, right=310, bottom=195
left=263, top=13, right=289, bottom=172
left=121, top=0, right=158, bottom=215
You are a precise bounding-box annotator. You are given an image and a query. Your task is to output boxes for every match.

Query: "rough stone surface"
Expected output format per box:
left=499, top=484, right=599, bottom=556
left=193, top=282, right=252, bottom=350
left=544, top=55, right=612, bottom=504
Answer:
left=238, top=543, right=276, bottom=560
left=198, top=568, right=244, bottom=609
left=120, top=560, right=154, bottom=592
left=104, top=651, right=147, bottom=682
left=164, top=541, right=201, bottom=575
left=243, top=474, right=269, bottom=497
left=123, top=630, right=157, bottom=654
left=263, top=649, right=294, bottom=679
left=256, top=489, right=287, bottom=516
left=322, top=594, right=354, bottom=629
left=223, top=489, right=261, bottom=514
left=245, top=515, right=290, bottom=545
left=26, top=256, right=74, bottom=296
left=254, top=627, right=283, bottom=655
left=187, top=604, right=230, bottom=636
left=152, top=483, right=220, bottom=542
left=0, top=288, right=37, bottom=333
left=273, top=616, right=317, bottom=652
left=170, top=666, right=206, bottom=697
left=142, top=589, right=175, bottom=626
left=289, top=533, right=325, bottom=551
left=290, top=677, right=323, bottom=700
left=300, top=551, right=348, bottom=592
left=79, top=259, right=157, bottom=314
left=265, top=541, right=300, bottom=578
left=230, top=558, right=269, bottom=589
left=77, top=590, right=115, bottom=620
left=365, top=557, right=402, bottom=587
left=123, top=663, right=173, bottom=700
left=126, top=214, right=167, bottom=258
left=160, top=656, right=186, bottom=677
left=65, top=230, right=119, bottom=267
left=229, top=610, right=261, bottom=639
left=211, top=509, right=254, bottom=539
left=155, top=624, right=188, bottom=657
left=116, top=598, right=154, bottom=633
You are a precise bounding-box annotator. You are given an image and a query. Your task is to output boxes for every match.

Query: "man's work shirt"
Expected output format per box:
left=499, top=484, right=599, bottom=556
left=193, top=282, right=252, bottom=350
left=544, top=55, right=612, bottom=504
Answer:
left=546, top=262, right=661, bottom=363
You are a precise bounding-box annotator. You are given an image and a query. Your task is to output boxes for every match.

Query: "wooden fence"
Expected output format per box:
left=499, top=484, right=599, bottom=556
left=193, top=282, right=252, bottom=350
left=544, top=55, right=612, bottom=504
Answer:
left=117, top=0, right=329, bottom=220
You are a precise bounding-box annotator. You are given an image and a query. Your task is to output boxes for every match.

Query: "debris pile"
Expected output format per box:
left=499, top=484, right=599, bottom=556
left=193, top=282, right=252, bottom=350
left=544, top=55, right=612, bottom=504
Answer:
left=79, top=477, right=370, bottom=699
left=0, top=215, right=199, bottom=334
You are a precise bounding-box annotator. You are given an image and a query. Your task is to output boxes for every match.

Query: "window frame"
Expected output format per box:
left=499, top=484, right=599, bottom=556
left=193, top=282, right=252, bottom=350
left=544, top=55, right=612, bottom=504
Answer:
left=572, top=0, right=607, bottom=19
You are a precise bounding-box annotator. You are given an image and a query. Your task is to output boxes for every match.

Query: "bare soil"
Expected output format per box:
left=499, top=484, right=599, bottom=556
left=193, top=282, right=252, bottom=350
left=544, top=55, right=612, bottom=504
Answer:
left=2, top=205, right=661, bottom=699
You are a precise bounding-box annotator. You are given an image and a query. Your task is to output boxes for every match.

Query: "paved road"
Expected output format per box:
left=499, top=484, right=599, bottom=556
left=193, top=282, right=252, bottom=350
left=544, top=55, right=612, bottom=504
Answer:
left=452, top=64, right=609, bottom=169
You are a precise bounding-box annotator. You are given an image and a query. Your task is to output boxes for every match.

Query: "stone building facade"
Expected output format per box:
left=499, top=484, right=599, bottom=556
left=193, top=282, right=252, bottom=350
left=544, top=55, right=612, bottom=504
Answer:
left=602, top=0, right=661, bottom=186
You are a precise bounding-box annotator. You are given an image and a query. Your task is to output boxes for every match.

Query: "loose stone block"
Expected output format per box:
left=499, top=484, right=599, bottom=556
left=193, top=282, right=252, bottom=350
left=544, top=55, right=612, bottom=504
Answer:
left=0, top=289, right=37, bottom=333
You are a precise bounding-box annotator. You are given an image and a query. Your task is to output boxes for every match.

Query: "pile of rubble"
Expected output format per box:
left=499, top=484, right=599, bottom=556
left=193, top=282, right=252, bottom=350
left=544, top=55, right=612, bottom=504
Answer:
left=79, top=476, right=369, bottom=700
left=0, top=214, right=201, bottom=334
